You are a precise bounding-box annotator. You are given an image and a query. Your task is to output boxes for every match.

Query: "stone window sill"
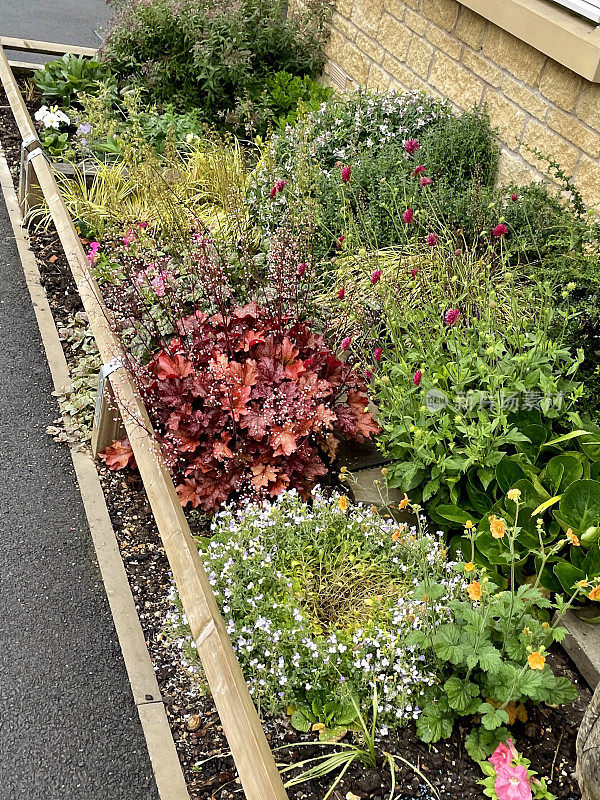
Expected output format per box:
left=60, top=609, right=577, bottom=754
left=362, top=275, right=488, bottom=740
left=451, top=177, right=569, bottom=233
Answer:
left=460, top=0, right=600, bottom=81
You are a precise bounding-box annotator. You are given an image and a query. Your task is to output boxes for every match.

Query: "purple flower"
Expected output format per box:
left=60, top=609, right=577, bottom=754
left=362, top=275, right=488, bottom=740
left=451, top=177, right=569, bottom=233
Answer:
left=341, top=336, right=352, bottom=351
left=426, top=233, right=438, bottom=246
left=403, top=208, right=413, bottom=224
left=404, top=138, right=420, bottom=155
left=341, top=165, right=352, bottom=183
left=371, top=269, right=382, bottom=285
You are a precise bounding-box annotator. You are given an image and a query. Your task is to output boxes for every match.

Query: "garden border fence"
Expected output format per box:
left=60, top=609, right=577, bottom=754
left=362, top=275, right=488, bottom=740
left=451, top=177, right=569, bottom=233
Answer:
left=0, top=40, right=289, bottom=800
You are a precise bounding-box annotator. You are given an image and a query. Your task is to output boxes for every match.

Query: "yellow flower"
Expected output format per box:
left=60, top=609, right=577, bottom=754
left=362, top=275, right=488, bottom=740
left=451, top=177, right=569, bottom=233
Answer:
left=338, top=495, right=348, bottom=512
left=465, top=561, right=475, bottom=572
left=542, top=621, right=550, bottom=629
left=465, top=520, right=474, bottom=530
left=467, top=581, right=482, bottom=601
left=577, top=579, right=589, bottom=589
left=528, top=652, right=546, bottom=670
left=489, top=515, right=506, bottom=539
left=398, top=493, right=410, bottom=510
left=566, top=528, right=580, bottom=546
left=507, top=488, right=522, bottom=501
left=340, top=466, right=347, bottom=473
left=589, top=585, right=600, bottom=602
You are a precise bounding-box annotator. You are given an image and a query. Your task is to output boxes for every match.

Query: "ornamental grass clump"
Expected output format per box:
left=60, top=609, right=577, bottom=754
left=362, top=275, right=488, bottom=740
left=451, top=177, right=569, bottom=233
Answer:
left=165, top=488, right=465, bottom=734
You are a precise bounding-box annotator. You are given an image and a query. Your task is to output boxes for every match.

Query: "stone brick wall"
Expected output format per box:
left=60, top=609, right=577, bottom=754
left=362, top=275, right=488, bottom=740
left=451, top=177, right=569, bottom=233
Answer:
left=314, top=0, right=600, bottom=206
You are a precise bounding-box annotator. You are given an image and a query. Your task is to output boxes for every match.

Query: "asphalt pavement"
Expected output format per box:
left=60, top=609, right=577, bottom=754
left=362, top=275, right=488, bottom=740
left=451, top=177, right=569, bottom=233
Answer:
left=0, top=172, right=160, bottom=796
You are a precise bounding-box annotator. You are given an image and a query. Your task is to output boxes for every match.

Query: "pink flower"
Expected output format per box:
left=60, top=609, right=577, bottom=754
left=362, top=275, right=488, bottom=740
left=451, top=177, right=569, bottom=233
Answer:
left=276, top=180, right=287, bottom=192
left=365, top=368, right=374, bottom=380
left=419, top=176, right=432, bottom=187
left=87, top=241, right=100, bottom=265
left=511, top=193, right=518, bottom=202
left=138, top=222, right=149, bottom=229
left=445, top=308, right=461, bottom=326
left=489, top=741, right=516, bottom=772
left=151, top=270, right=172, bottom=297
left=404, top=138, right=420, bottom=154
left=341, top=165, right=352, bottom=183
left=426, top=233, right=438, bottom=246
left=403, top=208, right=414, bottom=224
left=410, top=267, right=418, bottom=278
left=374, top=346, right=383, bottom=362
left=336, top=235, right=345, bottom=249
left=338, top=286, right=345, bottom=300
left=494, top=765, right=532, bottom=800
left=121, top=229, right=135, bottom=246
left=413, top=369, right=422, bottom=386
left=297, top=262, right=306, bottom=276
left=270, top=186, right=277, bottom=199
left=493, top=223, right=508, bottom=237
left=371, top=269, right=382, bottom=285
left=412, top=165, right=426, bottom=177
left=341, top=336, right=352, bottom=351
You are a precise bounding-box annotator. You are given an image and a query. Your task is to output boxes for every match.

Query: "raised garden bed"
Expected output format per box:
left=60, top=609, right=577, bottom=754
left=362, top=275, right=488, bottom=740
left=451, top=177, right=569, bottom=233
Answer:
left=4, top=18, right=600, bottom=800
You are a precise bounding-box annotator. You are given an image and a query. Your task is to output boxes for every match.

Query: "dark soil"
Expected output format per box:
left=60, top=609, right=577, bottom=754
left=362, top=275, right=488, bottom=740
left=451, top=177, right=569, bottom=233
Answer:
left=0, top=83, right=590, bottom=800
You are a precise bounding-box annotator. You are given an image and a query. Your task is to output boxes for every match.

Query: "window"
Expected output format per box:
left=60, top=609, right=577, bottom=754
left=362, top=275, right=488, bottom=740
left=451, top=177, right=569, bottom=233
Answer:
left=551, top=0, right=600, bottom=23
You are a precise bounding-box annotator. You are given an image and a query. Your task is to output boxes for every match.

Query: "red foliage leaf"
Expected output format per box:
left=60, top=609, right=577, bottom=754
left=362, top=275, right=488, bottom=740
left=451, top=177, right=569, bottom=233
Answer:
left=99, top=437, right=136, bottom=470
left=150, top=351, right=193, bottom=380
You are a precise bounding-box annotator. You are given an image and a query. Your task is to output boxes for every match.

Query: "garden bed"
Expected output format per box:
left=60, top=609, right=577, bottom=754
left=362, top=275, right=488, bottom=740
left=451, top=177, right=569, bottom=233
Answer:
left=0, top=90, right=591, bottom=799
left=4, top=11, right=600, bottom=793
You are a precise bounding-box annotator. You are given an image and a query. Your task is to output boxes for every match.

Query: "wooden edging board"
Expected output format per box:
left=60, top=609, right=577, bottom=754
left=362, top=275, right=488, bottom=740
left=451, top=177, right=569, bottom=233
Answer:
left=0, top=36, right=97, bottom=58
left=0, top=141, right=189, bottom=800
left=0, top=42, right=288, bottom=800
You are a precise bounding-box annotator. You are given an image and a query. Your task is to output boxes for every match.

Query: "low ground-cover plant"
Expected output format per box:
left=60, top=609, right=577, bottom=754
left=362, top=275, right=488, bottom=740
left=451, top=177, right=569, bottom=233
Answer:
left=166, top=488, right=464, bottom=732
left=100, top=0, right=329, bottom=136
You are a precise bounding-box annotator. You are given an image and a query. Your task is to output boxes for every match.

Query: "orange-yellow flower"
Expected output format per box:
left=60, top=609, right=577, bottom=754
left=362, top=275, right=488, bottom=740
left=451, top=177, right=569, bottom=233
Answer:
left=338, top=495, right=348, bottom=512
left=465, top=561, right=475, bottom=572
left=399, top=493, right=410, bottom=510
left=589, top=585, right=600, bottom=602
left=467, top=581, right=482, bottom=601
left=392, top=523, right=407, bottom=542
left=528, top=652, right=546, bottom=670
left=566, top=528, right=580, bottom=546
left=465, top=520, right=474, bottom=530
left=489, top=515, right=506, bottom=539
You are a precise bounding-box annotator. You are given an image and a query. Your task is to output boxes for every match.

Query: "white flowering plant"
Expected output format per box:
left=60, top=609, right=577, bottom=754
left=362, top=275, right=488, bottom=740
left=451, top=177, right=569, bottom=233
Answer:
left=165, top=488, right=465, bottom=737
left=248, top=88, right=447, bottom=248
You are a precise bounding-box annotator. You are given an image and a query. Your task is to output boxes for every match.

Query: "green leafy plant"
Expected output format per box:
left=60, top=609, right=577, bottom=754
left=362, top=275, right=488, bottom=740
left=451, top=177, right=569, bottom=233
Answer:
left=100, top=0, right=329, bottom=134
left=403, top=495, right=583, bottom=753
left=33, top=55, right=117, bottom=109
left=280, top=687, right=440, bottom=800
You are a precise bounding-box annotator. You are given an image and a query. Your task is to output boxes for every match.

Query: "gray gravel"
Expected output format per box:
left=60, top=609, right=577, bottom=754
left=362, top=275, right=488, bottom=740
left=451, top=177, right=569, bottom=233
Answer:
left=0, top=192, right=160, bottom=797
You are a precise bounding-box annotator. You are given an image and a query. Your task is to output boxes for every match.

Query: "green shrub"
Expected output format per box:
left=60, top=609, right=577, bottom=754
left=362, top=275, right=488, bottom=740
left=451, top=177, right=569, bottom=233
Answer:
left=100, top=0, right=329, bottom=133
left=421, top=107, right=499, bottom=189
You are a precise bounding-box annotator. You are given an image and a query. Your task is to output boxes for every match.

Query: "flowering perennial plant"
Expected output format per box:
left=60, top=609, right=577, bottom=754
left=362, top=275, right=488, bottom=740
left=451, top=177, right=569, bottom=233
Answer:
left=101, top=304, right=378, bottom=512
left=165, top=489, right=465, bottom=733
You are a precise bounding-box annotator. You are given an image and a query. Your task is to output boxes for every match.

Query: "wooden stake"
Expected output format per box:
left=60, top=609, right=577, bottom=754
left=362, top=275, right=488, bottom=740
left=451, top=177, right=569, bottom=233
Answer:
left=1, top=37, right=97, bottom=57
left=91, top=363, right=126, bottom=457
left=0, top=43, right=288, bottom=800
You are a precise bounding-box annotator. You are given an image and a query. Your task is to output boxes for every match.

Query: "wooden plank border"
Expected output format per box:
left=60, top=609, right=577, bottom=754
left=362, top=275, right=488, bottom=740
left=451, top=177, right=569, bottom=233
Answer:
left=0, top=43, right=288, bottom=800
left=1, top=37, right=97, bottom=58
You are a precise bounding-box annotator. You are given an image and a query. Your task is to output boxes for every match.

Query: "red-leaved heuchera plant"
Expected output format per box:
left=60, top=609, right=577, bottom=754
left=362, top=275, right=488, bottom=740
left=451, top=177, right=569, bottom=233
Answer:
left=101, top=302, right=378, bottom=512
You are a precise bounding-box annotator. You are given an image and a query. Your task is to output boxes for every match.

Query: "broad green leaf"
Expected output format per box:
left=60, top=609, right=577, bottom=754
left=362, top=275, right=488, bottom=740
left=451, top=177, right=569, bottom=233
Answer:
left=416, top=702, right=454, bottom=743
left=558, top=479, right=600, bottom=532
left=444, top=677, right=480, bottom=713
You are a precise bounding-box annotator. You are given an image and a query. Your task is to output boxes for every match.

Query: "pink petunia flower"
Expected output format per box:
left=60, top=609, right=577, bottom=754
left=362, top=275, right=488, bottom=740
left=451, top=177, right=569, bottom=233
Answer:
left=420, top=176, right=432, bottom=187
left=403, top=208, right=414, bottom=224
left=404, top=138, right=420, bottom=155
left=493, top=223, right=508, bottom=237
left=341, top=336, right=352, bottom=351
left=297, top=262, right=306, bottom=276
left=341, top=165, right=352, bottom=183
left=489, top=741, right=516, bottom=772
left=371, top=269, right=382, bottom=285
left=121, top=229, right=136, bottom=246
left=338, top=286, right=345, bottom=300
left=426, top=233, right=438, bottom=246
left=413, top=369, right=422, bottom=386
left=374, top=346, right=383, bottom=362
left=412, top=165, right=426, bottom=177
left=445, top=308, right=461, bottom=326
left=494, top=765, right=532, bottom=800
